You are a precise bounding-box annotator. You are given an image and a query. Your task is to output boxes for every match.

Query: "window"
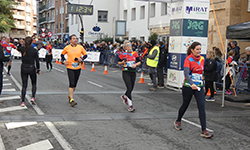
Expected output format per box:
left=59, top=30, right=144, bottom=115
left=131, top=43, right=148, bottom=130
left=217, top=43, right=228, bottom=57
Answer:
left=26, top=3, right=30, bottom=7
left=131, top=8, right=136, bottom=21
left=150, top=3, right=155, bottom=18
left=17, top=21, right=21, bottom=25
left=42, top=13, right=45, bottom=18
left=140, top=6, right=145, bottom=19
left=56, top=8, right=58, bottom=15
left=27, top=22, right=30, bottom=26
left=17, top=11, right=21, bottom=15
left=161, top=2, right=168, bottom=16
left=26, top=31, right=30, bottom=35
left=140, top=36, right=145, bottom=42
left=71, top=14, right=73, bottom=25
left=17, top=31, right=21, bottom=34
left=27, top=12, right=30, bottom=17
left=123, top=10, right=127, bottom=21
left=98, top=11, right=108, bottom=22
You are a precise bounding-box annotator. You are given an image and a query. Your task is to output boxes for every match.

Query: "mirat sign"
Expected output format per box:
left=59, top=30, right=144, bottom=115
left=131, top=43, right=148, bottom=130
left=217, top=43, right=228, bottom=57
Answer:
left=185, top=6, right=208, bottom=14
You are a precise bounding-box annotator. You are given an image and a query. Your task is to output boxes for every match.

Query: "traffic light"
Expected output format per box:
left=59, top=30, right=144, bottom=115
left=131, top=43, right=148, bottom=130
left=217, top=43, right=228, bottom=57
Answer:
left=80, top=30, right=84, bottom=40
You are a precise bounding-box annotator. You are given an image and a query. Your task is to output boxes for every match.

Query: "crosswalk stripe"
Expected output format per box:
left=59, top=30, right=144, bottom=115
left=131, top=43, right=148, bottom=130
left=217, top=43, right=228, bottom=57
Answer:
left=0, top=134, right=5, bottom=150
left=2, top=89, right=16, bottom=92
left=3, top=83, right=11, bottom=86
left=3, top=75, right=6, bottom=78
left=0, top=96, right=20, bottom=101
left=5, top=122, right=38, bottom=130
left=0, top=106, right=27, bottom=113
left=16, top=139, right=53, bottom=150
left=3, top=79, right=9, bottom=81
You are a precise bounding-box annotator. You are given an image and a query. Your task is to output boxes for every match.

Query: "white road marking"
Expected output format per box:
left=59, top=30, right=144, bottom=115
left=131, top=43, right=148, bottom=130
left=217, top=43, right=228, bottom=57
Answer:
left=3, top=79, right=8, bottom=81
left=3, top=75, right=6, bottom=77
left=0, top=105, right=27, bottom=113
left=182, top=118, right=214, bottom=132
left=42, top=63, right=65, bottom=73
left=0, top=134, right=5, bottom=150
left=87, top=81, right=103, bottom=88
left=0, top=96, right=20, bottom=101
left=6, top=68, right=73, bottom=150
left=3, top=83, right=11, bottom=86
left=16, top=139, right=53, bottom=150
left=5, top=122, right=37, bottom=130
left=2, top=89, right=16, bottom=92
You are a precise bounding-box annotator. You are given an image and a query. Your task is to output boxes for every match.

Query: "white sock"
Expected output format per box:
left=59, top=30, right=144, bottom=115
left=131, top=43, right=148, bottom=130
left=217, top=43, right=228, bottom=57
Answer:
left=127, top=98, right=132, bottom=106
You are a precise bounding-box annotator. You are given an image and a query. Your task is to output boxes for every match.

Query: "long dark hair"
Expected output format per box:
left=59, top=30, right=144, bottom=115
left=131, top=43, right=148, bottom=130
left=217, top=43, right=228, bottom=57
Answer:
left=24, top=36, right=33, bottom=56
left=187, top=42, right=201, bottom=56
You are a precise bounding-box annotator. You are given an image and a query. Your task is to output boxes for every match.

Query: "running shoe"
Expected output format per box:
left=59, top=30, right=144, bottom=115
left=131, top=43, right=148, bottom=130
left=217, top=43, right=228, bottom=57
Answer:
left=128, top=106, right=135, bottom=112
left=225, top=90, right=232, bottom=95
left=174, top=121, right=182, bottom=131
left=30, top=97, right=36, bottom=105
left=7, top=72, right=11, bottom=76
left=148, top=83, right=153, bottom=86
left=47, top=69, right=50, bottom=72
left=149, top=87, right=158, bottom=91
left=20, top=102, right=26, bottom=107
left=121, top=95, right=128, bottom=105
left=69, top=99, right=77, bottom=107
left=206, top=97, right=215, bottom=102
left=201, top=129, right=213, bottom=138
left=228, top=89, right=232, bottom=94
left=157, top=85, right=165, bottom=89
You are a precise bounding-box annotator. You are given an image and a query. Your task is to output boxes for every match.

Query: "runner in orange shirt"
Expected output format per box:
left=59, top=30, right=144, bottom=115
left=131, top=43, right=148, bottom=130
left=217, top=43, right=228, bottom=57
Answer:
left=61, top=34, right=88, bottom=107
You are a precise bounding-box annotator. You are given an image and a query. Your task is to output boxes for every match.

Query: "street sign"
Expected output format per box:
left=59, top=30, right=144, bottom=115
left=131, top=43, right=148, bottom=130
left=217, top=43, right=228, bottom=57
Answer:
left=41, top=28, right=46, bottom=32
left=41, top=32, right=46, bottom=38
left=47, top=31, right=53, bottom=37
left=67, top=4, right=93, bottom=15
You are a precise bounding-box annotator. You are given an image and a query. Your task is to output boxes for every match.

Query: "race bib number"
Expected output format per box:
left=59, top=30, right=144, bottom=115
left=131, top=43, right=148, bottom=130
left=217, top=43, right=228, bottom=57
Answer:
left=191, top=73, right=203, bottom=85
left=72, top=62, right=80, bottom=68
left=125, top=61, right=135, bottom=67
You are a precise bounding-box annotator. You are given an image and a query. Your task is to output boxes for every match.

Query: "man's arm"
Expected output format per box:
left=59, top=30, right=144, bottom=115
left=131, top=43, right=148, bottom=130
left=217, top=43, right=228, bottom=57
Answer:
left=147, top=49, right=158, bottom=59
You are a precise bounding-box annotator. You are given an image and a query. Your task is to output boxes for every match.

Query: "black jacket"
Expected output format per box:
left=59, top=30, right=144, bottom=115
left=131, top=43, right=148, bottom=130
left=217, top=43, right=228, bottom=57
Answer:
left=17, top=46, right=40, bottom=71
left=204, top=58, right=217, bottom=81
left=0, top=45, right=10, bottom=62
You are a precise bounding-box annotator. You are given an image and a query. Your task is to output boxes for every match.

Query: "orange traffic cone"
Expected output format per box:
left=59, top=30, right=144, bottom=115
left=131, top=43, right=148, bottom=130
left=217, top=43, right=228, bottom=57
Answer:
left=81, top=62, right=86, bottom=70
left=91, top=63, right=96, bottom=72
left=103, top=65, right=109, bottom=75
left=138, top=72, right=146, bottom=84
left=58, top=59, right=62, bottom=65
left=206, top=89, right=211, bottom=96
left=55, top=58, right=59, bottom=64
left=206, top=89, right=216, bottom=96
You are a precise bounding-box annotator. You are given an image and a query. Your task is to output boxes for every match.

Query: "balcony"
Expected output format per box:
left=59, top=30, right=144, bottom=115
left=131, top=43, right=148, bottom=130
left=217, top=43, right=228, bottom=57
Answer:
left=48, top=16, right=55, bottom=23
left=66, top=27, right=69, bottom=33
left=39, top=17, right=47, bottom=24
left=26, top=7, right=31, bottom=13
left=33, top=30, right=37, bottom=34
left=14, top=24, right=25, bottom=29
left=26, top=16, right=31, bottom=22
left=26, top=26, right=31, bottom=31
left=13, top=14, right=25, bottom=20
left=33, top=22, right=37, bottom=26
left=39, top=5, right=48, bottom=12
left=48, top=1, right=55, bottom=10
left=13, top=5, right=25, bottom=11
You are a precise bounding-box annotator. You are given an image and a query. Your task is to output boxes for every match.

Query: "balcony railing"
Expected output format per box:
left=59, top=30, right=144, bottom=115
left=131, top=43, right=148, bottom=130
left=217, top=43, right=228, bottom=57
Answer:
left=39, top=17, right=47, bottom=23
left=13, top=14, right=25, bottom=20
left=39, top=5, right=47, bottom=11
left=48, top=16, right=55, bottom=22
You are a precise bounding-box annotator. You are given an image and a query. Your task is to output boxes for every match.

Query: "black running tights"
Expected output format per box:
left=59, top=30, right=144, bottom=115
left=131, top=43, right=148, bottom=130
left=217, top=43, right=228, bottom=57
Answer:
left=122, top=71, right=136, bottom=100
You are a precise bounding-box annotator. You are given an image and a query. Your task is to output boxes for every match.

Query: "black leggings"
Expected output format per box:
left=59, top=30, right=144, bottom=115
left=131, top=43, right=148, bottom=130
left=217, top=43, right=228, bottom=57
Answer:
left=45, top=55, right=52, bottom=70
left=225, top=74, right=231, bottom=91
left=21, top=64, right=37, bottom=102
left=177, top=86, right=206, bottom=131
left=67, top=69, right=81, bottom=88
left=205, top=81, right=214, bottom=97
left=122, top=71, right=136, bottom=100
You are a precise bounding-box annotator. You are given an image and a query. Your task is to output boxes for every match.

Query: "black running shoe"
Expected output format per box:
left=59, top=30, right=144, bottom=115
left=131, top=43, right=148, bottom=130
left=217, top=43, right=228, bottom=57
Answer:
left=174, top=121, right=182, bottom=131
left=201, top=129, right=213, bottom=138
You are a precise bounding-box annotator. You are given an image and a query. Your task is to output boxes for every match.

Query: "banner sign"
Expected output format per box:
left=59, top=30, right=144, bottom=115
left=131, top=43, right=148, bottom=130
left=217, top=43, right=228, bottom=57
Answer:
left=170, top=19, right=183, bottom=36
left=182, top=19, right=208, bottom=37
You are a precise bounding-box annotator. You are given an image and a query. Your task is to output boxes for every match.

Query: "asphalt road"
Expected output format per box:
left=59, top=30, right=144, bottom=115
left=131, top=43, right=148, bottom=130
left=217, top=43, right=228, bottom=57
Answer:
left=0, top=59, right=250, bottom=150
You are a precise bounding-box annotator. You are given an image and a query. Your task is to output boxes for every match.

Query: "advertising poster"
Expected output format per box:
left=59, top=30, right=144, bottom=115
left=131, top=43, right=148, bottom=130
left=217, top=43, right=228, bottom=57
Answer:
left=183, top=2, right=210, bottom=20
left=169, top=36, right=182, bottom=53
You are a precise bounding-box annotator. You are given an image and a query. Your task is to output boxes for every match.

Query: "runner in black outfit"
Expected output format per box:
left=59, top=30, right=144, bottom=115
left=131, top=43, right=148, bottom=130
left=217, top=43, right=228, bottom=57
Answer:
left=17, top=37, right=40, bottom=107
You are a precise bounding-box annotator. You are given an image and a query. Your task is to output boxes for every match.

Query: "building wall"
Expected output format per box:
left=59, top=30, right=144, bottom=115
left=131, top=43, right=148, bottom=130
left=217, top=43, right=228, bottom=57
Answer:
left=208, top=0, right=250, bottom=56
left=69, top=0, right=119, bottom=43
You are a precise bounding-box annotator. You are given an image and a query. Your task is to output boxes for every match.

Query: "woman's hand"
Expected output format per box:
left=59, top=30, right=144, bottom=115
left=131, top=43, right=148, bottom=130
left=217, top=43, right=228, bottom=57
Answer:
left=131, top=64, right=136, bottom=68
left=64, top=61, right=68, bottom=66
left=37, top=71, right=41, bottom=75
left=191, top=84, right=198, bottom=90
left=77, top=58, right=82, bottom=62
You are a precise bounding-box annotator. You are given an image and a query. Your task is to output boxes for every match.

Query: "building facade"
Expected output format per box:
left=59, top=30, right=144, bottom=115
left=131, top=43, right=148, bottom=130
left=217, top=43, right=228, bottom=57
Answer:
left=38, top=0, right=69, bottom=40
left=2, top=0, right=37, bottom=39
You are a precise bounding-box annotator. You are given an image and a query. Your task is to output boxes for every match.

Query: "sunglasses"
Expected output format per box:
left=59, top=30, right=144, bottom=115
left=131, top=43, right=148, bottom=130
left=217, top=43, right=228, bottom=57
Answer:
left=126, top=44, right=132, bottom=47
